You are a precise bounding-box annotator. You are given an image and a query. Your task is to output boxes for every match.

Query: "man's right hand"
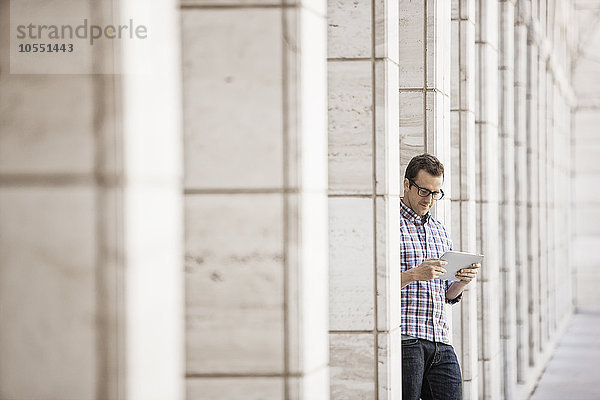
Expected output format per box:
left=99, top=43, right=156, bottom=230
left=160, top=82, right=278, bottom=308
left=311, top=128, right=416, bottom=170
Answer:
left=401, top=259, right=448, bottom=288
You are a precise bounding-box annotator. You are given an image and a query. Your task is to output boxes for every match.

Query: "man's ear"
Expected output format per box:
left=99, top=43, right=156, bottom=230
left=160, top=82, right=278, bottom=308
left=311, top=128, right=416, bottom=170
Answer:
left=403, top=178, right=410, bottom=192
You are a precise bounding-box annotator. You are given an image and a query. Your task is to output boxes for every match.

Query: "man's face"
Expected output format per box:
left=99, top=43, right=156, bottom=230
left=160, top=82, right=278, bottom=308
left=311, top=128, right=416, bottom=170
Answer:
left=403, top=170, right=444, bottom=216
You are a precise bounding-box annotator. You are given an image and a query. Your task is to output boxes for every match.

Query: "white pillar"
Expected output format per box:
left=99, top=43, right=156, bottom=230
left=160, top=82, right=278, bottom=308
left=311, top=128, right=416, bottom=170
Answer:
left=572, top=0, right=600, bottom=316
left=513, top=0, right=530, bottom=386
left=498, top=1, right=518, bottom=398
left=475, top=0, right=501, bottom=398
left=398, top=0, right=452, bottom=214
left=328, top=0, right=401, bottom=397
left=0, top=0, right=185, bottom=399
left=536, top=29, right=549, bottom=354
left=450, top=0, right=479, bottom=398
left=526, top=1, right=541, bottom=370
left=0, top=1, right=100, bottom=395
left=181, top=1, right=330, bottom=398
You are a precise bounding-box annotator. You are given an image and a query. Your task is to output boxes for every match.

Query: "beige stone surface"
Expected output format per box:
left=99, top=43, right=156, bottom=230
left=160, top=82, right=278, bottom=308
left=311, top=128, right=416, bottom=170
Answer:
left=374, top=59, right=400, bottom=196
left=375, top=196, right=401, bottom=331
left=399, top=91, right=425, bottom=174
left=181, top=0, right=280, bottom=5
left=481, top=358, right=501, bottom=399
left=328, top=1, right=400, bottom=395
left=568, top=57, right=599, bottom=313
left=182, top=9, right=284, bottom=190
left=329, top=333, right=375, bottom=399
left=0, top=77, right=95, bottom=175
left=398, top=0, right=424, bottom=88
left=426, top=0, right=451, bottom=92
left=450, top=8, right=479, bottom=394
left=8, top=0, right=95, bottom=74
left=574, top=236, right=600, bottom=310
left=377, top=329, right=401, bottom=399
left=374, top=0, right=399, bottom=62
left=186, top=377, right=284, bottom=400
left=185, top=194, right=285, bottom=374
left=328, top=61, right=373, bottom=194
left=458, top=285, right=479, bottom=381
left=0, top=187, right=96, bottom=400
left=180, top=0, right=327, bottom=12
left=286, top=192, right=329, bottom=374
left=288, top=366, right=329, bottom=400
left=327, top=0, right=371, bottom=59
left=328, top=197, right=374, bottom=331
left=283, top=6, right=328, bottom=193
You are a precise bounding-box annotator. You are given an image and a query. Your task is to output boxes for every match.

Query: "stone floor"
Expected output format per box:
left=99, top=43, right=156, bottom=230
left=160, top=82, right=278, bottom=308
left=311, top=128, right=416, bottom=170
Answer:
left=530, top=310, right=600, bottom=400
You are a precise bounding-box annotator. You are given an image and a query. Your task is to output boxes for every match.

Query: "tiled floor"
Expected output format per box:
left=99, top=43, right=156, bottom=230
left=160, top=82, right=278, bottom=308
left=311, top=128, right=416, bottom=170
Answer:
left=530, top=311, right=600, bottom=400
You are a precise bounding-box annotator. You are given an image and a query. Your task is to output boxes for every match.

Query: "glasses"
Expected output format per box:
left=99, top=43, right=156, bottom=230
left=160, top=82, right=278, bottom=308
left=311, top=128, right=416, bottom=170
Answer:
left=408, top=179, right=445, bottom=200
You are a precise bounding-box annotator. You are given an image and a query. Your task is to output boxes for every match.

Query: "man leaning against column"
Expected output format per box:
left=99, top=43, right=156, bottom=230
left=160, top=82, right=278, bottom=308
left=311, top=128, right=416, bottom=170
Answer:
left=399, top=153, right=480, bottom=400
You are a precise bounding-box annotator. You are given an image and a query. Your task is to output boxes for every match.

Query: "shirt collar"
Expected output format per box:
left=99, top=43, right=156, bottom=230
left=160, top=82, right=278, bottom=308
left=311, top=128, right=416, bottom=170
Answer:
left=400, top=199, right=430, bottom=224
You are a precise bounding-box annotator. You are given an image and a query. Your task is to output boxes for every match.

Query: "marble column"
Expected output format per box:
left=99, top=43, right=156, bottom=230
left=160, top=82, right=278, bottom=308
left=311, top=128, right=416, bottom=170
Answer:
left=120, top=0, right=185, bottom=397
left=536, top=35, right=549, bottom=354
left=397, top=0, right=454, bottom=396
left=398, top=0, right=453, bottom=349
left=328, top=0, right=401, bottom=398
left=181, top=1, right=330, bottom=398
left=397, top=0, right=453, bottom=214
left=526, top=3, right=541, bottom=370
left=498, top=1, right=518, bottom=398
left=573, top=0, right=600, bottom=315
left=450, top=0, right=479, bottom=398
left=475, top=0, right=501, bottom=398
left=0, top=0, right=184, bottom=399
left=545, top=75, right=556, bottom=340
left=0, top=3, right=100, bottom=397
left=513, top=0, right=530, bottom=386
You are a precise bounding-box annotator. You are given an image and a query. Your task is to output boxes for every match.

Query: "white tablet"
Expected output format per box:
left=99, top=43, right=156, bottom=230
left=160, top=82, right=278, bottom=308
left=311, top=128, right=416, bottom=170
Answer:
left=438, top=250, right=484, bottom=281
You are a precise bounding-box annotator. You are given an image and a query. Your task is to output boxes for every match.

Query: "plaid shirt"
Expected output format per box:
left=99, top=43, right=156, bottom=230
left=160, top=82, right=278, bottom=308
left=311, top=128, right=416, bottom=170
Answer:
left=400, top=200, right=461, bottom=344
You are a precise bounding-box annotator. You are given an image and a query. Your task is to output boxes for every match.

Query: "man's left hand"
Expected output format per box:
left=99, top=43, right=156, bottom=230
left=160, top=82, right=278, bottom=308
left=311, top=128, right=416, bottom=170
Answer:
left=455, top=263, right=480, bottom=283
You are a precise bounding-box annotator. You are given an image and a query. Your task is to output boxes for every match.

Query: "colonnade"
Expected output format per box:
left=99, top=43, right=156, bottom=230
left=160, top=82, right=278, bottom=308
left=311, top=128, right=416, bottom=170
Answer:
left=0, top=0, right=577, bottom=399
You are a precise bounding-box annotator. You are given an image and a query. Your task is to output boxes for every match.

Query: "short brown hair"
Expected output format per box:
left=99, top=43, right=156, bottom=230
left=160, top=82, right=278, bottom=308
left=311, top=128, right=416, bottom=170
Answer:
left=404, top=153, right=444, bottom=181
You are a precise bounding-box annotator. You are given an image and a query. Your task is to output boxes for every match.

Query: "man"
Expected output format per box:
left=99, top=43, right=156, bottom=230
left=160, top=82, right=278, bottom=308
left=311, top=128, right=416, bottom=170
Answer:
left=400, top=153, right=480, bottom=400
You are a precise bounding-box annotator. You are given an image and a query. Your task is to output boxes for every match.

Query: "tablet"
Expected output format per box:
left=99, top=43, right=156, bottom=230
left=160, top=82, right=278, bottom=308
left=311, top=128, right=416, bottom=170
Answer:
left=438, top=251, right=484, bottom=281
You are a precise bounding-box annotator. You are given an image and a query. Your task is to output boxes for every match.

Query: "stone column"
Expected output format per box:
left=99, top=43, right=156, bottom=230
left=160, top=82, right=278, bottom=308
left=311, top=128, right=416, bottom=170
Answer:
left=555, top=87, right=573, bottom=328
left=328, top=0, right=401, bottom=397
left=119, top=0, right=185, bottom=398
left=397, top=0, right=452, bottom=211
left=397, top=1, right=452, bottom=396
left=181, top=1, right=330, bottom=398
left=536, top=36, right=549, bottom=354
left=0, top=6, right=99, bottom=399
left=513, top=0, right=530, bottom=386
left=498, top=1, right=517, bottom=398
left=573, top=0, right=600, bottom=315
left=450, top=0, right=479, bottom=398
left=0, top=0, right=184, bottom=399
left=554, top=88, right=572, bottom=325
left=398, top=0, right=452, bottom=353
left=475, top=0, right=501, bottom=398
left=526, top=7, right=541, bottom=370
left=545, top=75, right=556, bottom=339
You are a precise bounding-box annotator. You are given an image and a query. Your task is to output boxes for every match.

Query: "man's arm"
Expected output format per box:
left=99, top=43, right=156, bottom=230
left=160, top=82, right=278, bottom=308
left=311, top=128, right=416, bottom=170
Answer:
left=445, top=263, right=481, bottom=300
left=401, top=259, right=448, bottom=288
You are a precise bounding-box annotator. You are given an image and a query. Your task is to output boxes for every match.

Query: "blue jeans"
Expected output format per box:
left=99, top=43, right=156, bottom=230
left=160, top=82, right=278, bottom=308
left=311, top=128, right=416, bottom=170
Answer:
left=402, top=338, right=462, bottom=400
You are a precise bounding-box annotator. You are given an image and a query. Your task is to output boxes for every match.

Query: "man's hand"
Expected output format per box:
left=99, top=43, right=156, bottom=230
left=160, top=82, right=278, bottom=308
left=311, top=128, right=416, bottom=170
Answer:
left=446, top=262, right=481, bottom=300
left=401, top=259, right=447, bottom=288
left=455, top=263, right=480, bottom=283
